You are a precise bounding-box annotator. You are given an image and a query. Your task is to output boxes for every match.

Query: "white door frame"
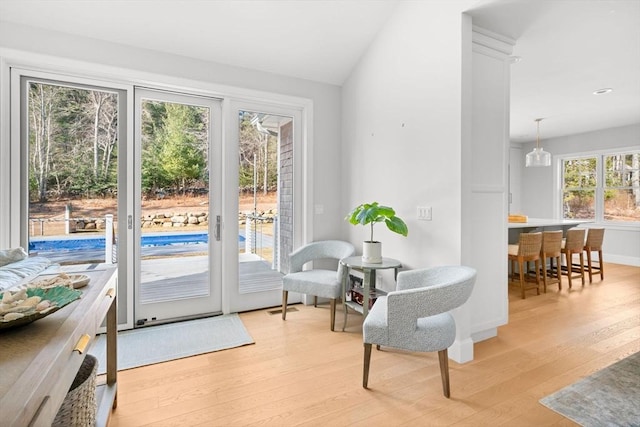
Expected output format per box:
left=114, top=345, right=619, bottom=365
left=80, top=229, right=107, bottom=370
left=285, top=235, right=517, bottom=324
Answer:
left=133, top=87, right=223, bottom=323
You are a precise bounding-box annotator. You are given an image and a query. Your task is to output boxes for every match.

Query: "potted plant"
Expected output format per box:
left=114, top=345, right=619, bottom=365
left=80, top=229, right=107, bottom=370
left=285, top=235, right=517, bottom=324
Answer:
left=346, top=201, right=408, bottom=263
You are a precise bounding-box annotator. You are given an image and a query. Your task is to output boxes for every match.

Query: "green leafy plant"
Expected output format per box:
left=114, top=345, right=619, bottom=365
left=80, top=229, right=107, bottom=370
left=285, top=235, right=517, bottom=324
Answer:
left=346, top=202, right=408, bottom=242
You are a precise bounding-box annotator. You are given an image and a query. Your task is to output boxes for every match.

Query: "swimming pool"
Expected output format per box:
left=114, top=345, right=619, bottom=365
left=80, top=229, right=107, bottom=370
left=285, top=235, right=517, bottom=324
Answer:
left=30, top=232, right=246, bottom=252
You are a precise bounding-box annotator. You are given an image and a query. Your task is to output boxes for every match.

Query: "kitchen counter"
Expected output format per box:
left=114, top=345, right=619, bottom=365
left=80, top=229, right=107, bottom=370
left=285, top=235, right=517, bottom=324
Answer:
left=508, top=218, right=593, bottom=243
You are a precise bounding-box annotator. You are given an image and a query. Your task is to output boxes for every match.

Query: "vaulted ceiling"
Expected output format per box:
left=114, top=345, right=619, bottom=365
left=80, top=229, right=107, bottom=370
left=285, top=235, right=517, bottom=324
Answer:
left=1, top=0, right=638, bottom=143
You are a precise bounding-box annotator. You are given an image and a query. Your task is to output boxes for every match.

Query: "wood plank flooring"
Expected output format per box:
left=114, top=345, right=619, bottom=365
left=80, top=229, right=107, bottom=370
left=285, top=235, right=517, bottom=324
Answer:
left=107, top=263, right=640, bottom=426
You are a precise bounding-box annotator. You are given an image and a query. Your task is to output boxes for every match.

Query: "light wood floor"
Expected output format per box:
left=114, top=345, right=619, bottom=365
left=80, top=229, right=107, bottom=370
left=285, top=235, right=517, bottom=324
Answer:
left=108, top=263, right=640, bottom=426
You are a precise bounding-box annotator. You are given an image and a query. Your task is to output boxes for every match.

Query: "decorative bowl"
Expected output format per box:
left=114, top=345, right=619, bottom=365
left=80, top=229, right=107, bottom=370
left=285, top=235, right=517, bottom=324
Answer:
left=0, top=286, right=82, bottom=330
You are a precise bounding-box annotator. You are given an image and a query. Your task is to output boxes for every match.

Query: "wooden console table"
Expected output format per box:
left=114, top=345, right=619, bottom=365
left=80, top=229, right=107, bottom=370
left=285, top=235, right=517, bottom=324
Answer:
left=0, top=265, right=118, bottom=427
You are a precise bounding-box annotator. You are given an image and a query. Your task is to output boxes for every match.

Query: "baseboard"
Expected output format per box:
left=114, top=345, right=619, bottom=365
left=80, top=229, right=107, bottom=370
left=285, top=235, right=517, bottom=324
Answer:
left=605, top=254, right=640, bottom=267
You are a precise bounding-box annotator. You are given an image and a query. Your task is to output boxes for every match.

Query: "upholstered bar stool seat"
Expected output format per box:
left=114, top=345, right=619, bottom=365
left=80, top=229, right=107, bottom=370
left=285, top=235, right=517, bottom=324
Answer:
left=508, top=232, right=542, bottom=299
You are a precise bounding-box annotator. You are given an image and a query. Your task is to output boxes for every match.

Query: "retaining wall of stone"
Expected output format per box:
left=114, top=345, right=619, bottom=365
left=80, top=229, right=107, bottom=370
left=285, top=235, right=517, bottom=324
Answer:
left=72, top=209, right=277, bottom=231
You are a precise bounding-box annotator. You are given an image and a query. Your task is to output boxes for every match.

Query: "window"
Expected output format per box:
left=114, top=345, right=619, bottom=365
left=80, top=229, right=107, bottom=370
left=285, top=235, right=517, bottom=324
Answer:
left=561, top=151, right=640, bottom=223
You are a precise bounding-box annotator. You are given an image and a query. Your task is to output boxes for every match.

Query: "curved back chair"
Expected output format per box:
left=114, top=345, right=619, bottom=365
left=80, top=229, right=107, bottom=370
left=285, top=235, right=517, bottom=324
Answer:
left=282, top=240, right=355, bottom=331
left=561, top=228, right=586, bottom=288
left=362, top=265, right=476, bottom=398
left=540, top=230, right=563, bottom=292
left=583, top=228, right=605, bottom=282
left=508, top=232, right=542, bottom=299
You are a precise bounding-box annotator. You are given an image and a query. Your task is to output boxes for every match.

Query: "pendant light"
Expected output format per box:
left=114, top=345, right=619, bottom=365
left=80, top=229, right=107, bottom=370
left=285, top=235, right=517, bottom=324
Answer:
left=525, top=118, right=551, bottom=167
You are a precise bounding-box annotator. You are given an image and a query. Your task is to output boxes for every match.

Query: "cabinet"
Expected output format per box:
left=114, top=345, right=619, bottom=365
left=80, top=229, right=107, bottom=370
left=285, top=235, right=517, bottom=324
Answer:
left=0, top=266, right=118, bottom=427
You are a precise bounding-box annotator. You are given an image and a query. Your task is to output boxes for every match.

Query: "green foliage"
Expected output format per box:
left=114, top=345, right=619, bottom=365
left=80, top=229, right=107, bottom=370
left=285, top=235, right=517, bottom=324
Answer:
left=27, top=82, right=119, bottom=201
left=140, top=101, right=208, bottom=195
left=157, top=103, right=206, bottom=192
left=238, top=112, right=278, bottom=192
left=346, top=201, right=408, bottom=242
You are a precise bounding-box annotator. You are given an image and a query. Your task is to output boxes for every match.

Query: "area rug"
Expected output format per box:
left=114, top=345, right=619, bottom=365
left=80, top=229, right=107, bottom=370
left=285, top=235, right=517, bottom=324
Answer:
left=539, top=351, right=640, bottom=426
left=90, top=313, right=254, bottom=375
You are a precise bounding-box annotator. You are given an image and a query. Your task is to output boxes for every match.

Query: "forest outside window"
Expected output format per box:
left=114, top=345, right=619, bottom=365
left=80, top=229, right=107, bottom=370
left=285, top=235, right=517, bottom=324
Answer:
left=561, top=151, right=640, bottom=224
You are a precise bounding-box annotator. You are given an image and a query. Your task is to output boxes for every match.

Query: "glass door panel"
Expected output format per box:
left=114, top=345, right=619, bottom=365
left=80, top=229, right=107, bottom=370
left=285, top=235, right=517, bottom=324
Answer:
left=134, top=89, right=221, bottom=324
left=225, top=101, right=302, bottom=312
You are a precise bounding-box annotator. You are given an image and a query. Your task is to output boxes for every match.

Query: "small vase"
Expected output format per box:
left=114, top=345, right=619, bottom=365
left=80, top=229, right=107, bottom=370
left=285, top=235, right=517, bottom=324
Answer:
left=362, top=241, right=382, bottom=264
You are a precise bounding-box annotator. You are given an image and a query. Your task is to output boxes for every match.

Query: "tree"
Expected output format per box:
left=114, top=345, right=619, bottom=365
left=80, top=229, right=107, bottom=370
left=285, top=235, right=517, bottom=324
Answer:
left=157, top=103, right=206, bottom=194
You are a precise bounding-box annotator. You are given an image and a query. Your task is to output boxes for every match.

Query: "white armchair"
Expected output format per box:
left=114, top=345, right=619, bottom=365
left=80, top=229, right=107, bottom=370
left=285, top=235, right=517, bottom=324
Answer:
left=362, top=265, right=476, bottom=397
left=282, top=240, right=355, bottom=331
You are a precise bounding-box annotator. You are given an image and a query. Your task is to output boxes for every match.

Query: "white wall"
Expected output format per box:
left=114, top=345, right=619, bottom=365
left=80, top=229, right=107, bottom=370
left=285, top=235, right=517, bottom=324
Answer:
left=518, top=123, right=640, bottom=265
left=342, top=1, right=473, bottom=271
left=342, top=1, right=494, bottom=362
left=0, top=21, right=346, bottom=245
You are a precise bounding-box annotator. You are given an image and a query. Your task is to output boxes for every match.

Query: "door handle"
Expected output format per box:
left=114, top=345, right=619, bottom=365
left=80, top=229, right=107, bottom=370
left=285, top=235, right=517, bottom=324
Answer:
left=215, top=215, right=221, bottom=241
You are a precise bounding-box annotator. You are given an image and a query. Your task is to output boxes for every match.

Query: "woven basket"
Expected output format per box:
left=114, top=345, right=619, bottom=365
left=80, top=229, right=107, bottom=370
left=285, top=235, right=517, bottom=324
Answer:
left=52, top=354, right=98, bottom=427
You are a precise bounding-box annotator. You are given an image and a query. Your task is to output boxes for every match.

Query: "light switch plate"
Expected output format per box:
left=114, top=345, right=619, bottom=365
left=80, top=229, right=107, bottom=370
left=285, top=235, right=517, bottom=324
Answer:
left=417, top=206, right=432, bottom=221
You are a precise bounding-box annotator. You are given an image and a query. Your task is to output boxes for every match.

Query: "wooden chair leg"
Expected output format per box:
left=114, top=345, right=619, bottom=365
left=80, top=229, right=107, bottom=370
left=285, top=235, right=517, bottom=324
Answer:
left=281, top=291, right=288, bottom=320
left=579, top=252, right=585, bottom=285
left=438, top=349, right=451, bottom=398
left=330, top=298, right=336, bottom=331
left=363, top=343, right=372, bottom=388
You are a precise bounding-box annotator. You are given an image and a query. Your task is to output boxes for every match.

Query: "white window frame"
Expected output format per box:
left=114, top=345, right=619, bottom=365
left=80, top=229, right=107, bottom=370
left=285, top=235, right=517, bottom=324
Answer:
left=559, top=148, right=640, bottom=226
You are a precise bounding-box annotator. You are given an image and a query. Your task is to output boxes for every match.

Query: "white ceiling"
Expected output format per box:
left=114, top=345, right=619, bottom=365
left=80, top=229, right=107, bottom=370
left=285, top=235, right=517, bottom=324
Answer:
left=1, top=0, right=638, bottom=143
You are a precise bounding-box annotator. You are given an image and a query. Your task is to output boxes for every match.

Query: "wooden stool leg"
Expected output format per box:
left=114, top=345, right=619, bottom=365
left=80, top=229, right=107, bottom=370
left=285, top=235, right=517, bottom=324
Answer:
left=598, top=250, right=604, bottom=280
left=519, top=260, right=526, bottom=299
left=542, top=255, right=548, bottom=293
left=556, top=256, right=562, bottom=290
left=535, top=259, right=541, bottom=295
left=565, top=252, right=571, bottom=289
left=587, top=249, right=593, bottom=283
left=579, top=252, right=585, bottom=285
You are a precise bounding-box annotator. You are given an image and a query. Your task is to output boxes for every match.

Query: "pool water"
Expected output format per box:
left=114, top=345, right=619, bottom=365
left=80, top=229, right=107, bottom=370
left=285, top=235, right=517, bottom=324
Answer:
left=30, top=233, right=245, bottom=252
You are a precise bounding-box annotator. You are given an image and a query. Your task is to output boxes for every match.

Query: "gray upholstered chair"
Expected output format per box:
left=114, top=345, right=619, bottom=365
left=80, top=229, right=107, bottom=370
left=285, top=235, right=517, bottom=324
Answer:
left=282, top=240, right=355, bottom=331
left=362, top=265, right=476, bottom=397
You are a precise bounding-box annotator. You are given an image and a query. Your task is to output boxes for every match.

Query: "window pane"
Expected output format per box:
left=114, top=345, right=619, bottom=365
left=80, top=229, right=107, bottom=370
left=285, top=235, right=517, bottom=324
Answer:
left=563, top=158, right=597, bottom=188
left=563, top=190, right=595, bottom=219
left=604, top=189, right=640, bottom=221
left=28, top=81, right=119, bottom=264
left=606, top=153, right=640, bottom=187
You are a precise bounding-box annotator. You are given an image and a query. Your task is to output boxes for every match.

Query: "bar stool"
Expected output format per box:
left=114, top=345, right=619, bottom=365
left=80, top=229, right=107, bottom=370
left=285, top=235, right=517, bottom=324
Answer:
left=540, top=230, right=563, bottom=292
left=583, top=228, right=605, bottom=282
left=508, top=232, right=542, bottom=299
left=561, top=228, right=586, bottom=289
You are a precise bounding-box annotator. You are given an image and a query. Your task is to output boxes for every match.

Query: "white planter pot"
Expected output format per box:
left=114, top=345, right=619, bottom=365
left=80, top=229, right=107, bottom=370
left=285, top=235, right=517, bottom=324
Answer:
left=362, top=241, right=382, bottom=264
